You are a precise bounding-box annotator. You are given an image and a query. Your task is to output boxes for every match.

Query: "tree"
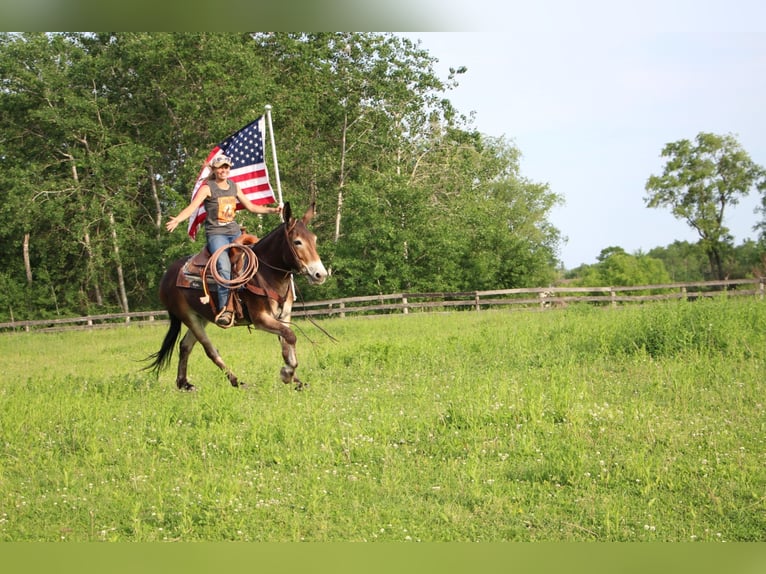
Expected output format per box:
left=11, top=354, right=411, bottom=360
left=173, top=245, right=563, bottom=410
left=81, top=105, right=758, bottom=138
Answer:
left=647, top=241, right=710, bottom=282
left=83, top=33, right=279, bottom=306
left=0, top=32, right=566, bottom=318
left=645, top=132, right=766, bottom=280
left=758, top=189, right=766, bottom=246
left=251, top=33, right=457, bottom=243
left=571, top=248, right=672, bottom=288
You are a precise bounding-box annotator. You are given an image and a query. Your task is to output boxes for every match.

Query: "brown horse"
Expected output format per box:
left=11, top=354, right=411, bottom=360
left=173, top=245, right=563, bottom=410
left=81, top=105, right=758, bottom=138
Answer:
left=145, top=202, right=328, bottom=391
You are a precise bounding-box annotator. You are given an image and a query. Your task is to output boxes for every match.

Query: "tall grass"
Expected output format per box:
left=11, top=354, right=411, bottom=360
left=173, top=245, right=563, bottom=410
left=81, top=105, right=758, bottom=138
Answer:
left=0, top=297, right=764, bottom=541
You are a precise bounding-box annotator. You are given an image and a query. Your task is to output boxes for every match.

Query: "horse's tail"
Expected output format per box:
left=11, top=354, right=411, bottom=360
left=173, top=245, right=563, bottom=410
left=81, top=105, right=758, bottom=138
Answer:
left=143, top=312, right=182, bottom=374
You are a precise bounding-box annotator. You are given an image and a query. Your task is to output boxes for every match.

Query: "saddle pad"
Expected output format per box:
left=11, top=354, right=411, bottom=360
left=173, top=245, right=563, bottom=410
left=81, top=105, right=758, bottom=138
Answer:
left=176, top=258, right=217, bottom=290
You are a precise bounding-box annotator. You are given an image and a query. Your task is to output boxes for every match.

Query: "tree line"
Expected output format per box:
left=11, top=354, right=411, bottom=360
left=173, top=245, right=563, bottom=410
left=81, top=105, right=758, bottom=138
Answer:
left=1, top=33, right=764, bottom=322
left=570, top=132, right=766, bottom=289
left=565, top=239, right=764, bottom=289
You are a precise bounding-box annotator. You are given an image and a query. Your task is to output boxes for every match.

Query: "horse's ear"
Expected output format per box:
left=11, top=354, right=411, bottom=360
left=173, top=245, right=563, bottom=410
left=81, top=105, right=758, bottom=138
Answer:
left=302, top=202, right=316, bottom=225
left=283, top=201, right=292, bottom=222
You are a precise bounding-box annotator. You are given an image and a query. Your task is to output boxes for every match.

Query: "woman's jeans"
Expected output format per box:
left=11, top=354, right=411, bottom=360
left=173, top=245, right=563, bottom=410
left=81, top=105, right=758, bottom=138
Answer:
left=207, top=231, right=241, bottom=311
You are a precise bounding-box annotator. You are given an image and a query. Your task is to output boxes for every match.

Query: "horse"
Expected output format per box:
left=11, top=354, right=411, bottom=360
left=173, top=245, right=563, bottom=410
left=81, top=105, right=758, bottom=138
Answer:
left=145, top=202, right=328, bottom=391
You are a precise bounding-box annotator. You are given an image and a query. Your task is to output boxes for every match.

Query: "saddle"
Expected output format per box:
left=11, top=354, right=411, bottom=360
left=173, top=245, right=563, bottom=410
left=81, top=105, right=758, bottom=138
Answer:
left=177, top=247, right=215, bottom=290
left=176, top=233, right=260, bottom=319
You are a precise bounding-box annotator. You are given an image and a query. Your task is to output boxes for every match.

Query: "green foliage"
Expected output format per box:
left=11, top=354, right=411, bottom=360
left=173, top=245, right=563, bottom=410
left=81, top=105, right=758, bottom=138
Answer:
left=645, top=132, right=766, bottom=279
left=567, top=237, right=766, bottom=286
left=648, top=238, right=766, bottom=282
left=328, top=177, right=432, bottom=295
left=2, top=34, right=761, bottom=321
left=0, top=298, right=764, bottom=541
left=0, top=32, right=565, bottom=319
left=569, top=249, right=672, bottom=288
left=647, top=240, right=713, bottom=282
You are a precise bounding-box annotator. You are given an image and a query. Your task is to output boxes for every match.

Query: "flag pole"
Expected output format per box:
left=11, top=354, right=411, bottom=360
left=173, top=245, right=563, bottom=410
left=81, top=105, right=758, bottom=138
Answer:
left=264, top=104, right=296, bottom=299
left=264, top=104, right=284, bottom=216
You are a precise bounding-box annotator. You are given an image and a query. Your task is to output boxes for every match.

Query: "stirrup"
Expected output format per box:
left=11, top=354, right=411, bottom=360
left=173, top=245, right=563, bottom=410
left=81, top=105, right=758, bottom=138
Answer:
left=215, top=310, right=234, bottom=328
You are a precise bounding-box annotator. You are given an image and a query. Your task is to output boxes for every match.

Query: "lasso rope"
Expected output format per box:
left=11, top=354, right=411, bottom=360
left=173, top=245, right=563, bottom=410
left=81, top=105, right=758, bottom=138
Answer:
left=199, top=243, right=258, bottom=305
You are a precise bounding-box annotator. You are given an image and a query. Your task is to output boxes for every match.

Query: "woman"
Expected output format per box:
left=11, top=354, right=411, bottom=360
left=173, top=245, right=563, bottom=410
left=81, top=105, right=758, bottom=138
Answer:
left=166, top=154, right=281, bottom=327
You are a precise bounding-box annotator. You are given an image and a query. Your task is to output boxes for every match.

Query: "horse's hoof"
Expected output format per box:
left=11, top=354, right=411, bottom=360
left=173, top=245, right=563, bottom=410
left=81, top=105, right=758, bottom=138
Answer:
left=177, top=382, right=196, bottom=392
left=294, top=380, right=308, bottom=391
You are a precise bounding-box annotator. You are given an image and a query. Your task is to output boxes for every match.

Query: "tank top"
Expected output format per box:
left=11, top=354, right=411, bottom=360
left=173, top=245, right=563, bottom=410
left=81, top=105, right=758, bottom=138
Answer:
left=204, top=179, right=240, bottom=236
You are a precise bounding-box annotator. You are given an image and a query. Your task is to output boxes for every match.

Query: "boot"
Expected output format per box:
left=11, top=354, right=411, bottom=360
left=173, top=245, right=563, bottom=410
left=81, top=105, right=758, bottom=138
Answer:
left=215, top=292, right=235, bottom=328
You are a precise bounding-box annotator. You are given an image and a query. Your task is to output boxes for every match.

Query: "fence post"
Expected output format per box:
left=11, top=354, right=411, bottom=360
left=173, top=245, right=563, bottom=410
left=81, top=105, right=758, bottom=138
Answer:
left=760, top=277, right=765, bottom=300
left=339, top=301, right=346, bottom=319
left=474, top=292, right=480, bottom=312
left=681, top=285, right=687, bottom=300
left=610, top=287, right=616, bottom=308
left=402, top=295, right=409, bottom=315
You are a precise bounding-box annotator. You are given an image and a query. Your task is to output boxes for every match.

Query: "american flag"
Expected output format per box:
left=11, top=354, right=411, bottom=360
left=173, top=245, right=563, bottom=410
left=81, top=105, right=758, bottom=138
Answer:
left=187, top=116, right=276, bottom=239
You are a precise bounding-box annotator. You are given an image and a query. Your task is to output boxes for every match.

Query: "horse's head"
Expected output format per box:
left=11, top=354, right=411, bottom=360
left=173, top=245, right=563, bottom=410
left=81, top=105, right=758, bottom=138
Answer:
left=284, top=202, right=328, bottom=285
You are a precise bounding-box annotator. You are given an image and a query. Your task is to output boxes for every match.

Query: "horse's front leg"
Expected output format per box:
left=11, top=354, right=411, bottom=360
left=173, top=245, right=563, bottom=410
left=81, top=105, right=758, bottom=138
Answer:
left=273, top=298, right=305, bottom=390
left=252, top=308, right=303, bottom=390
left=278, top=329, right=304, bottom=390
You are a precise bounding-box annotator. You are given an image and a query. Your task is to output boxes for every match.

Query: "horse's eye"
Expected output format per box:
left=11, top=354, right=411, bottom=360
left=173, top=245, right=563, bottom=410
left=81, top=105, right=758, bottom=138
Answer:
left=293, top=240, right=303, bottom=247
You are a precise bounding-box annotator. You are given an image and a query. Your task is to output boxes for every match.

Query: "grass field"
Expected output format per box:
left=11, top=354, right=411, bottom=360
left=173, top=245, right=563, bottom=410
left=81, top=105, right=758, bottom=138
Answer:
left=0, top=297, right=764, bottom=541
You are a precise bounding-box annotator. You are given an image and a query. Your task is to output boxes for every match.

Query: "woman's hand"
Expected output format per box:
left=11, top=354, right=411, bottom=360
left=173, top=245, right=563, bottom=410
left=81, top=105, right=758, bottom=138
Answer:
left=166, top=217, right=179, bottom=232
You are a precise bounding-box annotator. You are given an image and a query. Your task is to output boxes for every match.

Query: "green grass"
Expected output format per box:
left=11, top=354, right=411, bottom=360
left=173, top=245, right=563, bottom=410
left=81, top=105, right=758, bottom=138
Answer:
left=0, top=297, right=764, bottom=541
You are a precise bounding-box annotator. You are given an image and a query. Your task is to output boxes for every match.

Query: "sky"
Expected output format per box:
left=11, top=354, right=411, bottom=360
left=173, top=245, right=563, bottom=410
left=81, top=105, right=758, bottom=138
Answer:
left=398, top=0, right=766, bottom=268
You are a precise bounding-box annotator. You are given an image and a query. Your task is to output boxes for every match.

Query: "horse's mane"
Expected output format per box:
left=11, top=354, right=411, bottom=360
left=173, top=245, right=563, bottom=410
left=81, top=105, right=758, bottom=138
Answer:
left=252, top=219, right=287, bottom=252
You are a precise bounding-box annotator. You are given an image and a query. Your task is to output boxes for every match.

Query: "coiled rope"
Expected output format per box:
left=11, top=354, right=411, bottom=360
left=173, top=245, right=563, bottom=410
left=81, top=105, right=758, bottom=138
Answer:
left=199, top=243, right=258, bottom=305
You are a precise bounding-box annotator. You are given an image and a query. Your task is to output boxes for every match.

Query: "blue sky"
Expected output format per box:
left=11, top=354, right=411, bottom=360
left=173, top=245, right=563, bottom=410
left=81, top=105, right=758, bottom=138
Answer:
left=398, top=0, right=765, bottom=268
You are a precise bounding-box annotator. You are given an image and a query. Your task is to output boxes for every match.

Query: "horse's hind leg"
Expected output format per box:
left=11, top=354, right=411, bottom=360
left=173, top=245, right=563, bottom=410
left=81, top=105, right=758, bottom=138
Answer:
left=177, top=317, right=240, bottom=388
left=187, top=320, right=241, bottom=388
left=176, top=329, right=198, bottom=391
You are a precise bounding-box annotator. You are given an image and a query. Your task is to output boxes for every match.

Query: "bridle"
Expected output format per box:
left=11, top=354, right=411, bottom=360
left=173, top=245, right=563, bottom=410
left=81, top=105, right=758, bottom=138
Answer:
left=255, top=219, right=305, bottom=277
left=252, top=217, right=337, bottom=342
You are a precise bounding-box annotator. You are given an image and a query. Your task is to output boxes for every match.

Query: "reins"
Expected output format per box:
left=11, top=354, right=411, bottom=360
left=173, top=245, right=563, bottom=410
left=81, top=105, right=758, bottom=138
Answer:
left=288, top=279, right=339, bottom=343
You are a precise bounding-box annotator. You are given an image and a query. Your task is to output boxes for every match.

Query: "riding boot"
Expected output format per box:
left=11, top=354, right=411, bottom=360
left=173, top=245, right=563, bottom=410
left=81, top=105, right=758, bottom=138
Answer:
left=215, top=290, right=235, bottom=328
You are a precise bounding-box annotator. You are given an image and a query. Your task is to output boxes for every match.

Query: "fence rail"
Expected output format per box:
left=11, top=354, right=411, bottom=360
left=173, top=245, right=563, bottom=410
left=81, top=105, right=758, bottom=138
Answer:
left=2, top=278, right=763, bottom=333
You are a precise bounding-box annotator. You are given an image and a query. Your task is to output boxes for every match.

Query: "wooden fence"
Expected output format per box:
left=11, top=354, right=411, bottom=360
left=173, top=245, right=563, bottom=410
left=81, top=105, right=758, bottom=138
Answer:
left=1, top=278, right=763, bottom=333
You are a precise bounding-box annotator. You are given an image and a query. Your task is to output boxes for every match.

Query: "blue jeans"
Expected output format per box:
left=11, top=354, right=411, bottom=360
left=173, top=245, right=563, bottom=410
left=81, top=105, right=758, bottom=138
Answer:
left=207, top=231, right=241, bottom=310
